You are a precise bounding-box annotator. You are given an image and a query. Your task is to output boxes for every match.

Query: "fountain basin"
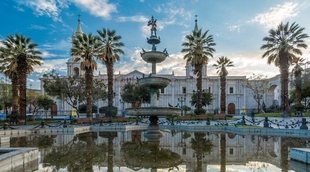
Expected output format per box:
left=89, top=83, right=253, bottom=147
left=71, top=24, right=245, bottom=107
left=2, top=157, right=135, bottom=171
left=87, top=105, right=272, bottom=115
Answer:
left=126, top=107, right=181, bottom=117
left=141, top=51, right=168, bottom=63
left=139, top=76, right=170, bottom=89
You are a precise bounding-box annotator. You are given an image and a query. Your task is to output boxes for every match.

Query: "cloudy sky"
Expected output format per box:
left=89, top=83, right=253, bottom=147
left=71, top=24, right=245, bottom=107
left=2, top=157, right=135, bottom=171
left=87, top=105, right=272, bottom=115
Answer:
left=1, top=0, right=310, bottom=89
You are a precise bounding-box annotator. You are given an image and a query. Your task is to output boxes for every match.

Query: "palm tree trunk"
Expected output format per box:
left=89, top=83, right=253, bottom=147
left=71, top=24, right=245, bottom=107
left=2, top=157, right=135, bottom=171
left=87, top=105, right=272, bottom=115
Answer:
left=17, top=56, right=27, bottom=124
left=107, top=62, right=114, bottom=108
left=195, top=64, right=203, bottom=114
left=11, top=73, right=19, bottom=122
left=107, top=136, right=114, bottom=172
left=220, top=76, right=226, bottom=114
left=85, top=67, right=93, bottom=118
left=220, top=133, right=226, bottom=172
left=280, top=139, right=288, bottom=172
left=280, top=65, right=289, bottom=115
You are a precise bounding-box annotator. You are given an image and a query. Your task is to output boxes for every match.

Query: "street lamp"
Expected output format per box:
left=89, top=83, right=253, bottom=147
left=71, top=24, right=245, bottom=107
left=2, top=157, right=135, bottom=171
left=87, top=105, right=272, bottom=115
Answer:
left=178, top=94, right=186, bottom=116
left=119, top=99, right=125, bottom=117
left=1, top=77, right=4, bottom=114
left=29, top=83, right=32, bottom=113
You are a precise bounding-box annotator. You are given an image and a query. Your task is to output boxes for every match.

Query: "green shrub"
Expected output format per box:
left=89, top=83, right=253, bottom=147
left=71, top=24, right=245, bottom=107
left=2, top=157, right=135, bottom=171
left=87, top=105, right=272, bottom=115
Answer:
left=99, top=106, right=118, bottom=117
left=78, top=104, right=98, bottom=113
left=194, top=108, right=206, bottom=115
left=291, top=104, right=305, bottom=112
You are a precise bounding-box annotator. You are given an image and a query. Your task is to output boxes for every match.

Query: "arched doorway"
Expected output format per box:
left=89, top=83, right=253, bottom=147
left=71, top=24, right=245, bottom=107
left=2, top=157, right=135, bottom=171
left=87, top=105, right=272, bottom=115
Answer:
left=51, top=103, right=57, bottom=116
left=74, top=67, right=79, bottom=76
left=227, top=103, right=235, bottom=115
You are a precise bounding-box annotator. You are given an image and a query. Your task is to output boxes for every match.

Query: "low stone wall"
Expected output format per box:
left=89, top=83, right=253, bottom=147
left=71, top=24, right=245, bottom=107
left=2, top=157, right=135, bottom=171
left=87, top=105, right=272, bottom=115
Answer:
left=0, top=148, right=39, bottom=172
left=0, top=125, right=309, bottom=139
left=0, top=126, right=91, bottom=138
left=31, top=126, right=90, bottom=135
left=161, top=125, right=310, bottom=138
left=91, top=125, right=147, bottom=132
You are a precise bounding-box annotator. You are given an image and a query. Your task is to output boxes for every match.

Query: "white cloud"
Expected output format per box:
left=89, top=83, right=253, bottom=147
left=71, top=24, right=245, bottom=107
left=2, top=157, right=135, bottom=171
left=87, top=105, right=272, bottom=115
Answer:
left=41, top=50, right=57, bottom=59
left=17, top=0, right=116, bottom=21
left=153, top=2, right=193, bottom=30
left=28, top=24, right=47, bottom=30
left=73, top=0, right=117, bottom=19
left=35, top=59, right=68, bottom=73
left=18, top=0, right=66, bottom=21
left=208, top=51, right=279, bottom=78
left=157, top=53, right=186, bottom=75
left=117, top=15, right=148, bottom=23
left=250, top=2, right=299, bottom=29
left=42, top=38, right=71, bottom=51
left=228, top=25, right=240, bottom=32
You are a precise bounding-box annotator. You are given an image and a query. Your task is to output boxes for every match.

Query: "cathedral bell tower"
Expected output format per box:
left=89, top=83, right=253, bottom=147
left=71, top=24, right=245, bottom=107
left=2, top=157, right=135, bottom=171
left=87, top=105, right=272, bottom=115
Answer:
left=185, top=16, right=208, bottom=78
left=66, top=15, right=84, bottom=77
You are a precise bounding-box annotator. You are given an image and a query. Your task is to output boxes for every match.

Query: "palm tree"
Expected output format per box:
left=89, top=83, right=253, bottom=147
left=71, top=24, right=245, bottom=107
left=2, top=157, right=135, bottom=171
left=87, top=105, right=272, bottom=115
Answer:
left=213, top=56, right=234, bottom=115
left=71, top=33, right=101, bottom=118
left=182, top=26, right=215, bottom=114
left=292, top=57, right=304, bottom=106
left=0, top=35, right=42, bottom=123
left=261, top=22, right=308, bottom=115
left=191, top=132, right=213, bottom=172
left=97, top=28, right=124, bottom=114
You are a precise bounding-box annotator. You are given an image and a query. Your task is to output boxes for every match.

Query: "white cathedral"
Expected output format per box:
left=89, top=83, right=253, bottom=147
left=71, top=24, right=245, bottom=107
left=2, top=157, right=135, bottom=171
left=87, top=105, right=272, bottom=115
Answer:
left=41, top=18, right=284, bottom=117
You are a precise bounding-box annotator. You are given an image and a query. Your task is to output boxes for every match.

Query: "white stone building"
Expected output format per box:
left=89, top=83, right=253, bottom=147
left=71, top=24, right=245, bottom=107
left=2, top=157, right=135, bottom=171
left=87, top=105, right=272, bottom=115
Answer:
left=41, top=19, right=284, bottom=116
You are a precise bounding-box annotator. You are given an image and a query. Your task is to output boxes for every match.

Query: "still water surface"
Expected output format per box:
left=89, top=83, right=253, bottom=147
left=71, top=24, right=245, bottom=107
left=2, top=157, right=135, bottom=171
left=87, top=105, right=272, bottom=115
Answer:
left=9, top=130, right=310, bottom=172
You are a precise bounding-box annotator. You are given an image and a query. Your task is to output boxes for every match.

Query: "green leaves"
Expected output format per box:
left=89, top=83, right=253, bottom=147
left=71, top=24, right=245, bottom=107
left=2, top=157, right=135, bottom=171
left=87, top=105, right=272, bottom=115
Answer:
left=261, top=22, right=309, bottom=67
left=121, top=82, right=150, bottom=106
left=182, top=29, right=216, bottom=66
left=213, top=56, right=234, bottom=77
left=191, top=91, right=213, bottom=107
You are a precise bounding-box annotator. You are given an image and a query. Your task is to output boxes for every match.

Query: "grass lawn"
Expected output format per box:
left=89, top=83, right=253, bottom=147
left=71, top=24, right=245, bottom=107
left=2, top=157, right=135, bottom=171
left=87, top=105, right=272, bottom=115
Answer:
left=255, top=112, right=310, bottom=117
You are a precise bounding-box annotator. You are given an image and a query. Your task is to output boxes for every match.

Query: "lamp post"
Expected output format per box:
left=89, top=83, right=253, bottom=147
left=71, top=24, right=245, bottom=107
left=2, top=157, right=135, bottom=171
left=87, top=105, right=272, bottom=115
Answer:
left=29, top=83, right=32, bottom=113
left=1, top=77, right=4, bottom=114
left=178, top=94, right=186, bottom=116
left=119, top=99, right=125, bottom=117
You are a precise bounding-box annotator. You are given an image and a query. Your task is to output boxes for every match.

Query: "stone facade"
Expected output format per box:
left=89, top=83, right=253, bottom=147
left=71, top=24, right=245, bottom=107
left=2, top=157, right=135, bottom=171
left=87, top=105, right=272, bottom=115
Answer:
left=41, top=57, right=282, bottom=116
left=40, top=19, right=285, bottom=116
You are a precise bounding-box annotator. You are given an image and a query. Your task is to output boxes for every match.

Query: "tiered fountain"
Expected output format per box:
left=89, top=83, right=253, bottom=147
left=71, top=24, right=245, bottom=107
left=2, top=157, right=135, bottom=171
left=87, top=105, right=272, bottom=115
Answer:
left=126, top=16, right=181, bottom=140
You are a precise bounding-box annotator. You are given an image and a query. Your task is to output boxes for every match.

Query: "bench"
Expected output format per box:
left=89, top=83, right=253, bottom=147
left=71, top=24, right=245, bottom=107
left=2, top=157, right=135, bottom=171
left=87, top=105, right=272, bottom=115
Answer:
left=76, top=118, right=92, bottom=124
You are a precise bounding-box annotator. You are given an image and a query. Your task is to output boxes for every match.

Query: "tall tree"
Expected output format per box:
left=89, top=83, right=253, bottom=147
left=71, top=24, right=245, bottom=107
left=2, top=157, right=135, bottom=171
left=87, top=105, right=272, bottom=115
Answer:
left=97, top=28, right=124, bottom=114
left=182, top=20, right=215, bottom=114
left=244, top=74, right=269, bottom=113
left=292, top=57, right=304, bottom=106
left=191, top=132, right=213, bottom=172
left=71, top=33, right=100, bottom=118
left=0, top=65, right=18, bottom=119
left=213, top=56, right=234, bottom=115
left=0, top=34, right=42, bottom=123
left=191, top=91, right=213, bottom=109
left=261, top=22, right=308, bottom=115
left=121, top=82, right=150, bottom=108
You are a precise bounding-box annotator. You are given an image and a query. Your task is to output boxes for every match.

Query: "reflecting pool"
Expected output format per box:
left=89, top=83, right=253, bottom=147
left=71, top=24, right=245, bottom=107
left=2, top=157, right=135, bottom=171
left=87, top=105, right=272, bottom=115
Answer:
left=5, top=129, right=310, bottom=172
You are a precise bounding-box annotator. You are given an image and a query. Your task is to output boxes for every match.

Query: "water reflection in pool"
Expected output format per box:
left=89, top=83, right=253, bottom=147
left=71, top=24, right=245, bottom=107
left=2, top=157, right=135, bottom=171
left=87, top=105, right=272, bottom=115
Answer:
left=9, top=131, right=310, bottom=172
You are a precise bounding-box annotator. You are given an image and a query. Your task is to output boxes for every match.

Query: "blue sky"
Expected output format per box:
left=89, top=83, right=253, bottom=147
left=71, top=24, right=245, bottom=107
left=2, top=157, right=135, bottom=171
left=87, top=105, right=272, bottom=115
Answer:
left=1, top=0, right=310, bottom=89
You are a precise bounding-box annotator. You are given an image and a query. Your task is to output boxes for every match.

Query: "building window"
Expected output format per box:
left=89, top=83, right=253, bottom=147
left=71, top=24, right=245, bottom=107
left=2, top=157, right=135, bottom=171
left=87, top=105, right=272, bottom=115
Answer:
left=182, top=147, right=186, bottom=155
left=229, top=87, right=234, bottom=94
left=160, top=88, right=164, bottom=94
left=229, top=148, right=234, bottom=155
left=208, top=87, right=211, bottom=93
left=182, top=87, right=186, bottom=94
